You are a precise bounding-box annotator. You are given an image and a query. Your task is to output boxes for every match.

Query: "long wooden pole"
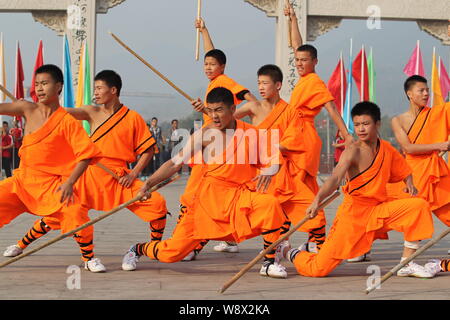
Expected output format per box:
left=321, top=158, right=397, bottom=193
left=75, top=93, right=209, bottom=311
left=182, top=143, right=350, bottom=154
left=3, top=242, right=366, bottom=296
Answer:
left=365, top=226, right=450, bottom=294
left=285, top=0, right=292, bottom=48
left=109, top=32, right=193, bottom=101
left=219, top=191, right=340, bottom=294
left=0, top=83, right=17, bottom=102
left=195, top=0, right=202, bottom=60
left=0, top=174, right=180, bottom=269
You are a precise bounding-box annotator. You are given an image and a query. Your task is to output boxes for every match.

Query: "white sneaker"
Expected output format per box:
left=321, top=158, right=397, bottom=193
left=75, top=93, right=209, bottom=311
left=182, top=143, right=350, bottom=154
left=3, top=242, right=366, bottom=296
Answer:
left=424, top=259, right=442, bottom=277
left=182, top=251, right=197, bottom=261
left=347, top=251, right=371, bottom=263
left=298, top=241, right=318, bottom=254
left=259, top=261, right=287, bottom=279
left=213, top=241, right=239, bottom=253
left=122, top=246, right=139, bottom=271
left=286, top=242, right=311, bottom=263
left=84, top=258, right=106, bottom=273
left=397, top=262, right=434, bottom=278
left=3, top=244, right=23, bottom=257
left=275, top=240, right=291, bottom=263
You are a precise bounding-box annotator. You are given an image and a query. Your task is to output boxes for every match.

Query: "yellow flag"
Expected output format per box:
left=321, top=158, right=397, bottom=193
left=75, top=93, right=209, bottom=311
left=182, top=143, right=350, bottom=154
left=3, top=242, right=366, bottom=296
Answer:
left=0, top=33, right=6, bottom=103
left=75, top=41, right=85, bottom=108
left=431, top=48, right=444, bottom=107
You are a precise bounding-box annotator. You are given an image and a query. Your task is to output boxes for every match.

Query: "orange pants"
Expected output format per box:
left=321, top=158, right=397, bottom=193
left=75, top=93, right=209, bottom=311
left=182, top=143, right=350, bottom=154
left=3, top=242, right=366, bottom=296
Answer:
left=293, top=198, right=433, bottom=277
left=19, top=191, right=169, bottom=260
left=433, top=202, right=450, bottom=226
left=282, top=169, right=326, bottom=232
left=0, top=178, right=93, bottom=261
left=137, top=192, right=285, bottom=263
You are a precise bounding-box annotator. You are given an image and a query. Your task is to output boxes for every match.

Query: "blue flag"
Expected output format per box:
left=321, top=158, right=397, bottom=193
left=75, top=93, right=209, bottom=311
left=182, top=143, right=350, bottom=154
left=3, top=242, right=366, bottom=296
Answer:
left=342, top=43, right=354, bottom=134
left=63, top=35, right=75, bottom=108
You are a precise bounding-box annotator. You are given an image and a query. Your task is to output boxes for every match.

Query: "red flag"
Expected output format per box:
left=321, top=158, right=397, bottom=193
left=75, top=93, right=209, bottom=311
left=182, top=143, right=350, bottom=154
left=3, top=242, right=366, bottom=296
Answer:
left=327, top=54, right=347, bottom=115
left=14, top=42, right=24, bottom=127
left=14, top=42, right=24, bottom=99
left=352, top=46, right=369, bottom=101
left=30, top=40, right=44, bottom=102
left=439, top=58, right=450, bottom=101
left=403, top=41, right=426, bottom=77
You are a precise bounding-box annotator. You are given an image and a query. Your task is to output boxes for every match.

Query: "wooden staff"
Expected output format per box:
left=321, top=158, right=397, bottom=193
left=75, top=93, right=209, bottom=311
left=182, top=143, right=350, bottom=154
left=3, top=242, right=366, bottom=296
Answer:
left=96, top=162, right=121, bottom=180
left=0, top=174, right=180, bottom=269
left=219, top=191, right=340, bottom=294
left=0, top=83, right=17, bottom=102
left=195, top=0, right=202, bottom=61
left=285, top=0, right=292, bottom=48
left=365, top=226, right=450, bottom=294
left=109, top=32, right=193, bottom=101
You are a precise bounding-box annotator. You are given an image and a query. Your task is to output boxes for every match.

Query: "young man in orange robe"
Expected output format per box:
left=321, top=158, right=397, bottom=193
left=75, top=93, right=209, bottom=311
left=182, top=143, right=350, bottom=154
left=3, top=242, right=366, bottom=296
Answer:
left=3, top=70, right=169, bottom=272
left=0, top=64, right=104, bottom=271
left=122, top=87, right=289, bottom=278
left=234, top=64, right=328, bottom=249
left=388, top=75, right=450, bottom=275
left=179, top=18, right=259, bottom=256
left=283, top=4, right=353, bottom=252
left=391, top=75, right=450, bottom=223
left=278, top=101, right=434, bottom=278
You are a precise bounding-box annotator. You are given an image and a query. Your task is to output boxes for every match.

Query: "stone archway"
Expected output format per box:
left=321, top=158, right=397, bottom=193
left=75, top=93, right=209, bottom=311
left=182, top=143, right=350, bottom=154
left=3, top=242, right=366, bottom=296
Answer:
left=0, top=0, right=127, bottom=87
left=244, top=0, right=450, bottom=99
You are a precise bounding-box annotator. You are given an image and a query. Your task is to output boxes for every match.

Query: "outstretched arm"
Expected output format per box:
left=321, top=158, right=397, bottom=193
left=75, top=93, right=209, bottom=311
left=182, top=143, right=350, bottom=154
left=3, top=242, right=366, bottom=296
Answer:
left=119, top=148, right=154, bottom=188
left=0, top=100, right=31, bottom=117
left=233, top=101, right=256, bottom=120
left=324, top=101, right=353, bottom=143
left=284, top=1, right=303, bottom=50
left=195, top=18, right=214, bottom=53
left=64, top=105, right=91, bottom=121
left=57, top=158, right=91, bottom=205
left=141, top=128, right=203, bottom=195
left=243, top=92, right=257, bottom=102
left=391, top=116, right=450, bottom=154
left=306, top=144, right=357, bottom=218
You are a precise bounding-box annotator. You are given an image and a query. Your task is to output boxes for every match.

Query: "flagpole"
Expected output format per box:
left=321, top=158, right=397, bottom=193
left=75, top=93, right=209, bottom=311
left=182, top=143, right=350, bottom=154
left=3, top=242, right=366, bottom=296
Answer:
left=347, top=38, right=353, bottom=128
left=361, top=44, right=365, bottom=101
left=61, top=34, right=65, bottom=106
left=431, top=47, right=435, bottom=107
left=415, top=40, right=420, bottom=75
left=340, top=50, right=344, bottom=113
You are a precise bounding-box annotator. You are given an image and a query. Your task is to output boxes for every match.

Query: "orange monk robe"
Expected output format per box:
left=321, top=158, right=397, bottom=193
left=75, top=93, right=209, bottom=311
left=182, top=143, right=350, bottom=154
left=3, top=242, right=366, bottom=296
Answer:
left=285, top=72, right=335, bottom=230
left=256, top=99, right=325, bottom=230
left=202, top=74, right=249, bottom=124
left=289, top=72, right=335, bottom=177
left=0, top=107, right=102, bottom=233
left=293, top=139, right=434, bottom=277
left=141, top=120, right=286, bottom=262
left=76, top=105, right=167, bottom=221
left=182, top=75, right=248, bottom=212
left=402, top=103, right=450, bottom=223
left=190, top=120, right=284, bottom=242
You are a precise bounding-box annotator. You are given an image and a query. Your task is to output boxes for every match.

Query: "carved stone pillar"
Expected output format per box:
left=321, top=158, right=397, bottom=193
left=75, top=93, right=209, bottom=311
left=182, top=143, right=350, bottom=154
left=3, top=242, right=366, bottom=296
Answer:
left=22, top=0, right=126, bottom=90
left=246, top=0, right=306, bottom=100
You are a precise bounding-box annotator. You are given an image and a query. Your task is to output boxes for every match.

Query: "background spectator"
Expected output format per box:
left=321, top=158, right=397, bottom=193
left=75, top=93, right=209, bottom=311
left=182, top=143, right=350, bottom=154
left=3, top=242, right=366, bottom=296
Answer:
left=1, top=126, right=13, bottom=178
left=9, top=119, right=23, bottom=169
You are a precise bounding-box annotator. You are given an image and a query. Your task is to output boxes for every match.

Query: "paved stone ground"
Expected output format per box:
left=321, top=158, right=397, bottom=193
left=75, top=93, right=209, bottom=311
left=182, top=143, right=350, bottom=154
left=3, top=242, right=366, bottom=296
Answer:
left=1, top=174, right=450, bottom=300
